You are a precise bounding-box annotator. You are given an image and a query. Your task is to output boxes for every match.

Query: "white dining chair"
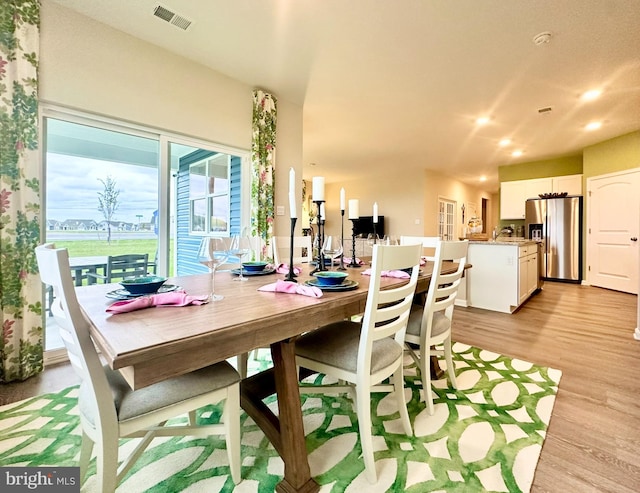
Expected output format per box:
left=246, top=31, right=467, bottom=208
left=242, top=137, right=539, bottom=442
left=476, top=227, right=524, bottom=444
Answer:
left=295, top=243, right=422, bottom=483
left=404, top=239, right=468, bottom=415
left=35, top=243, right=242, bottom=492
left=399, top=235, right=440, bottom=261
left=271, top=235, right=313, bottom=265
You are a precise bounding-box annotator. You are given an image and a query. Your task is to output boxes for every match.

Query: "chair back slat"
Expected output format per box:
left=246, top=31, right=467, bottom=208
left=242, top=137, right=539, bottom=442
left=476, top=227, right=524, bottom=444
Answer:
left=359, top=243, right=422, bottom=355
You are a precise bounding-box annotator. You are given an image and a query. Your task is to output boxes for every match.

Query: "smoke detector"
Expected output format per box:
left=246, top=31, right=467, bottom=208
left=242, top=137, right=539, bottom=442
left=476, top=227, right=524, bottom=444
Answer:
left=533, top=31, right=552, bottom=46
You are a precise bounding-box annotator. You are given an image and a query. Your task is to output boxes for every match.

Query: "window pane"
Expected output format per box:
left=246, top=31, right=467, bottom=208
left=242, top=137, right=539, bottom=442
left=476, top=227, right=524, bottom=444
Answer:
left=191, top=198, right=206, bottom=231
left=208, top=155, right=229, bottom=194
left=45, top=118, right=159, bottom=351
left=209, top=195, right=229, bottom=232
left=190, top=162, right=207, bottom=198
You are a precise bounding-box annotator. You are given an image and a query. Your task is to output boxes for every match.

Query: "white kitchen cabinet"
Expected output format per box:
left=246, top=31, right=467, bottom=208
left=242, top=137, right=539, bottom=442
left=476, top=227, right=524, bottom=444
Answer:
left=500, top=175, right=582, bottom=219
left=552, top=174, right=582, bottom=195
left=467, top=241, right=539, bottom=313
left=518, top=244, right=538, bottom=305
left=500, top=181, right=527, bottom=219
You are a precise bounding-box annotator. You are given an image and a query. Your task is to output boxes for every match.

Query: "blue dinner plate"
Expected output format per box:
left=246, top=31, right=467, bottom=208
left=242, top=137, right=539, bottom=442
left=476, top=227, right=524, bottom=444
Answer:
left=304, top=279, right=359, bottom=291
left=230, top=266, right=276, bottom=276
left=106, top=284, right=179, bottom=300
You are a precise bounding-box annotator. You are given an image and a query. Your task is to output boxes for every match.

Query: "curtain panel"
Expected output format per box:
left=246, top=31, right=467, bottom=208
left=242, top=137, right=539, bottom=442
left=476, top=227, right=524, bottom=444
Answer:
left=250, top=90, right=277, bottom=260
left=0, top=0, right=43, bottom=382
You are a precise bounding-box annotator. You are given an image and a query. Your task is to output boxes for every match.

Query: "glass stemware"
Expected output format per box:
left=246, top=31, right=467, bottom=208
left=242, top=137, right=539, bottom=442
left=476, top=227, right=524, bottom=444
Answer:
left=197, top=236, right=230, bottom=301
left=231, top=232, right=252, bottom=282
left=322, top=236, right=343, bottom=271
left=366, top=233, right=380, bottom=255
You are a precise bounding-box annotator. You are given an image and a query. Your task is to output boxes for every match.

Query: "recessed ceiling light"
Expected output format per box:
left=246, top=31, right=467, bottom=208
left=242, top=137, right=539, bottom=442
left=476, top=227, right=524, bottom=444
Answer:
left=475, top=117, right=490, bottom=126
left=582, top=89, right=602, bottom=101
left=585, top=121, right=602, bottom=131
left=479, top=176, right=487, bottom=182
left=499, top=138, right=511, bottom=147
left=512, top=150, right=523, bottom=157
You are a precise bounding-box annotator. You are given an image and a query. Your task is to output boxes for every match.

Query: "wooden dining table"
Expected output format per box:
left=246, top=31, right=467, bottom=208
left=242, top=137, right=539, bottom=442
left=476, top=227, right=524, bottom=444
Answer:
left=76, top=260, right=464, bottom=493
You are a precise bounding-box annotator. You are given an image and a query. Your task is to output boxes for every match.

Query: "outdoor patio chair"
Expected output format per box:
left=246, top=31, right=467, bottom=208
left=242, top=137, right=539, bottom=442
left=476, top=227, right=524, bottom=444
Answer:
left=86, top=253, right=149, bottom=283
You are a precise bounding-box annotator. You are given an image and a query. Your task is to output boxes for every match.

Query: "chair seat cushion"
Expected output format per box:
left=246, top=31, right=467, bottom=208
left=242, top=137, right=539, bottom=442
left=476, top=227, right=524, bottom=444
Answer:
left=295, top=320, right=403, bottom=374
left=406, top=304, right=451, bottom=338
left=80, top=361, right=240, bottom=424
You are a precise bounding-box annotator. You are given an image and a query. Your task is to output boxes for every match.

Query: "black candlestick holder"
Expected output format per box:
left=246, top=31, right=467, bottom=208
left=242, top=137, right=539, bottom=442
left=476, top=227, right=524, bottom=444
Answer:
left=311, top=200, right=327, bottom=273
left=338, top=209, right=346, bottom=270
left=348, top=219, right=361, bottom=268
left=284, top=217, right=297, bottom=282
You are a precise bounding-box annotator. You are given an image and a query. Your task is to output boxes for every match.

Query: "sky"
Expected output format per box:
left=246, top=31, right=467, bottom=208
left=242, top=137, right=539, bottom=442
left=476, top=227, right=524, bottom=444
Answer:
left=46, top=153, right=159, bottom=225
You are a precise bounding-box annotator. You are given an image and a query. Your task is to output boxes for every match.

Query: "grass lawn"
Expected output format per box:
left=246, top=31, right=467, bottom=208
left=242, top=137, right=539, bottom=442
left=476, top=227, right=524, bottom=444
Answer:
left=51, top=239, right=158, bottom=259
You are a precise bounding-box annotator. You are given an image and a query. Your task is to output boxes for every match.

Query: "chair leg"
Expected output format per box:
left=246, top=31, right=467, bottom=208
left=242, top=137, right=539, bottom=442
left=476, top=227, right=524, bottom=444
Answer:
left=237, top=353, right=249, bottom=380
left=422, top=350, right=435, bottom=416
left=224, top=384, right=242, bottom=484
left=79, top=431, right=94, bottom=484
left=96, top=435, right=119, bottom=493
left=444, top=337, right=457, bottom=389
left=188, top=410, right=197, bottom=426
left=356, top=385, right=377, bottom=483
left=391, top=367, right=412, bottom=436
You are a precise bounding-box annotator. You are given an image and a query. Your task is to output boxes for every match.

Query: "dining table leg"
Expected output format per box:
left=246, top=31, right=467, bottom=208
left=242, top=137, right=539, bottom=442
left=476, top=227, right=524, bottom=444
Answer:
left=240, top=338, right=319, bottom=493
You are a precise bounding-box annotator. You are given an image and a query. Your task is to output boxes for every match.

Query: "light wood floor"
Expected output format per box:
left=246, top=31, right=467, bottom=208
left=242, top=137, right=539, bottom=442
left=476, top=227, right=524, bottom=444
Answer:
left=2, top=282, right=639, bottom=492
left=453, top=282, right=640, bottom=493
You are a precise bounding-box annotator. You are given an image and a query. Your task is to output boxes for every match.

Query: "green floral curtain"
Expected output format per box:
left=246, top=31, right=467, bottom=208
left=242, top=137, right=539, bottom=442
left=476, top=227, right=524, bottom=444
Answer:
left=250, top=90, right=277, bottom=260
left=0, top=0, right=42, bottom=382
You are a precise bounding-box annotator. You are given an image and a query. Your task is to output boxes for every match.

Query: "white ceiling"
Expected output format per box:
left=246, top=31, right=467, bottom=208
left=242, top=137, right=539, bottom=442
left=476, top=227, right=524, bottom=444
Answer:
left=50, top=0, right=640, bottom=192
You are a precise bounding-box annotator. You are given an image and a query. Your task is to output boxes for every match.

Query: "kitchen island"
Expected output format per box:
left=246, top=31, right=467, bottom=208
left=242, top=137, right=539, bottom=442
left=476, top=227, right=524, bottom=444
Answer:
left=466, top=239, right=541, bottom=313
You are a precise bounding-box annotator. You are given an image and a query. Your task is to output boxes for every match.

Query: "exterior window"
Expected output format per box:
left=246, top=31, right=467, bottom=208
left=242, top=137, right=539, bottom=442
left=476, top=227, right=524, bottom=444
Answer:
left=189, top=154, right=230, bottom=233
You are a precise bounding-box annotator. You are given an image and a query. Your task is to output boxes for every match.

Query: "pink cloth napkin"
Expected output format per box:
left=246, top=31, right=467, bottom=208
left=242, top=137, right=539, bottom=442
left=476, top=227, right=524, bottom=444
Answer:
left=274, top=263, right=302, bottom=274
left=343, top=256, right=364, bottom=265
left=420, top=257, right=428, bottom=266
left=258, top=279, right=323, bottom=298
left=106, top=291, right=210, bottom=314
left=361, top=268, right=410, bottom=278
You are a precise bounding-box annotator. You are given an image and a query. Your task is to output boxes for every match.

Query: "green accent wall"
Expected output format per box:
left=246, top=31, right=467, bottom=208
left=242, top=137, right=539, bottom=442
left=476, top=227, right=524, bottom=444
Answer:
left=583, top=131, right=640, bottom=178
left=498, top=155, right=583, bottom=182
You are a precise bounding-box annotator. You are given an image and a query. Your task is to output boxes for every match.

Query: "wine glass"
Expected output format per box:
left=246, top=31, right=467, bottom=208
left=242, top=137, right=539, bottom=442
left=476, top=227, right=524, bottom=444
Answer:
left=383, top=235, right=399, bottom=245
left=197, top=236, right=230, bottom=301
left=322, top=236, right=343, bottom=271
left=366, top=233, right=379, bottom=256
left=231, top=231, right=252, bottom=282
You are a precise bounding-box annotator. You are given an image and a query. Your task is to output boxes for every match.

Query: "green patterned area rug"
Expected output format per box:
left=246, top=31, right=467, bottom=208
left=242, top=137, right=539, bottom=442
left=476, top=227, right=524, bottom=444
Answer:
left=0, top=343, right=561, bottom=492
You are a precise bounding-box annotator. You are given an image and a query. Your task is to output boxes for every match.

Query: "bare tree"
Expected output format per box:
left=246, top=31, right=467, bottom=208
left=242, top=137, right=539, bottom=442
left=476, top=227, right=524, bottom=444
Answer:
left=98, top=176, right=121, bottom=244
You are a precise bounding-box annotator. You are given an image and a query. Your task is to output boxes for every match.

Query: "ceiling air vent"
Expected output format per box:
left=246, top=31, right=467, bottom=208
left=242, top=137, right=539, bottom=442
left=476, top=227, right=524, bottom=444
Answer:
left=153, top=5, right=193, bottom=31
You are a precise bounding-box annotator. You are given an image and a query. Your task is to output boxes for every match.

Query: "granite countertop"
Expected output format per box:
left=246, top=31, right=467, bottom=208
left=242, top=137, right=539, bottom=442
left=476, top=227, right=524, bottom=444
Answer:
left=467, top=238, right=539, bottom=246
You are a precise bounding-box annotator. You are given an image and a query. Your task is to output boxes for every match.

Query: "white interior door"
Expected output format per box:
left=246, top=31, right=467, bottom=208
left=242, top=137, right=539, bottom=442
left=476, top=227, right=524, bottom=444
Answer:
left=587, top=169, right=640, bottom=294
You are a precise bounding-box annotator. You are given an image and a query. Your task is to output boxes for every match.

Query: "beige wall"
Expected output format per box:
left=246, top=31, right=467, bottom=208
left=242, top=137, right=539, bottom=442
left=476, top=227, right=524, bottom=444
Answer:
left=323, top=173, right=426, bottom=238
left=424, top=170, right=495, bottom=238
left=320, top=170, right=493, bottom=240
left=40, top=1, right=303, bottom=236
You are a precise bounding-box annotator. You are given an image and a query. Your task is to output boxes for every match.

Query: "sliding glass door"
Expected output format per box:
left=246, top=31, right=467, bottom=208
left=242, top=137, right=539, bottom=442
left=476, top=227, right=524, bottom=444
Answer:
left=42, top=109, right=249, bottom=355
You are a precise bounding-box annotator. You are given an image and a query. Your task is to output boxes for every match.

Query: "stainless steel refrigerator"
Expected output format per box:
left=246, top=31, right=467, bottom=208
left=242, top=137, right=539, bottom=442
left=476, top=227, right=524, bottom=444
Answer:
left=525, top=196, right=582, bottom=282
